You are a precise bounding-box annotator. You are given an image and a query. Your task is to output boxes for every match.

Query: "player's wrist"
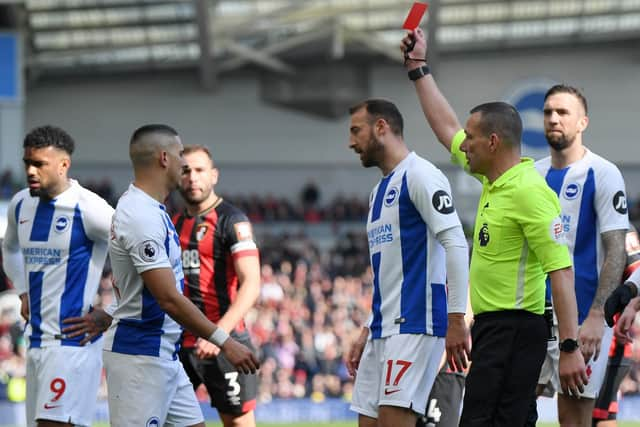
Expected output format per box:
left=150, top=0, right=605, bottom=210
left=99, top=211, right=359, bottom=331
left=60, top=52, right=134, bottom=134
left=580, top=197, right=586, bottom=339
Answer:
left=624, top=280, right=640, bottom=297
left=208, top=328, right=230, bottom=347
left=587, top=307, right=605, bottom=318
left=407, top=65, right=430, bottom=81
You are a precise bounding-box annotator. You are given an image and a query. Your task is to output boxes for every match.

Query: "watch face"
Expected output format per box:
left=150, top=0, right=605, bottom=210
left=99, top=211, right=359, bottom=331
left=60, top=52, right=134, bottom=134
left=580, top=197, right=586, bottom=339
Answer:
left=560, top=339, right=579, bottom=352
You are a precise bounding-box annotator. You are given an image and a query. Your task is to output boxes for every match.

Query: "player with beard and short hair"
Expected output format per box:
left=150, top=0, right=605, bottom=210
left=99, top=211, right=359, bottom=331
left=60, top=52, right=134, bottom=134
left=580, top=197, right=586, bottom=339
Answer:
left=346, top=99, right=471, bottom=427
left=533, top=85, right=629, bottom=427
left=2, top=125, right=113, bottom=427
left=172, top=145, right=260, bottom=427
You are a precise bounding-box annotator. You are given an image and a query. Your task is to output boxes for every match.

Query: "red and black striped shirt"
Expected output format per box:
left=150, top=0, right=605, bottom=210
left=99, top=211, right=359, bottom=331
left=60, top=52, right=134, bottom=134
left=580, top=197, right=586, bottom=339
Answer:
left=173, top=200, right=259, bottom=348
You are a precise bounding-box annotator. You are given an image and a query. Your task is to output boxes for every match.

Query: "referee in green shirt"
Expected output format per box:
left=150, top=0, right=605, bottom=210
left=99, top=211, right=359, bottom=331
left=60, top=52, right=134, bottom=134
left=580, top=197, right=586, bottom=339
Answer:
left=401, top=28, right=588, bottom=427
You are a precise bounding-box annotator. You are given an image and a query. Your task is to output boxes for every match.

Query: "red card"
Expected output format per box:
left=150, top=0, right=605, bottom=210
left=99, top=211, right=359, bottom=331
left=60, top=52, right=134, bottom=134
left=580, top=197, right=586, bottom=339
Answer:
left=402, top=2, right=429, bottom=30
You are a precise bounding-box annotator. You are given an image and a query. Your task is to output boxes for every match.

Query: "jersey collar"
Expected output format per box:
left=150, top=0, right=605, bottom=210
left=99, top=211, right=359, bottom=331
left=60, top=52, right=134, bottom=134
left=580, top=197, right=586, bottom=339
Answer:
left=488, top=157, right=534, bottom=189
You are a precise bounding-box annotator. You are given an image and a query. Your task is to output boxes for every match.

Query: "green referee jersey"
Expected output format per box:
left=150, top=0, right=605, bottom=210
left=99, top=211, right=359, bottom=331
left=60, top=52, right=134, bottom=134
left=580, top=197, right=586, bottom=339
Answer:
left=450, top=130, right=572, bottom=315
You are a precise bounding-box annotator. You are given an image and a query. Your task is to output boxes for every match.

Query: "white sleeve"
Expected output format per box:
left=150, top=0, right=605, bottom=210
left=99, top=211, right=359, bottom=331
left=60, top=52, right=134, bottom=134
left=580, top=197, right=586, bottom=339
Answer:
left=595, top=163, right=629, bottom=233
left=436, top=225, right=469, bottom=314
left=408, top=163, right=463, bottom=236
left=2, top=196, right=27, bottom=294
left=116, top=209, right=171, bottom=274
left=82, top=193, right=114, bottom=243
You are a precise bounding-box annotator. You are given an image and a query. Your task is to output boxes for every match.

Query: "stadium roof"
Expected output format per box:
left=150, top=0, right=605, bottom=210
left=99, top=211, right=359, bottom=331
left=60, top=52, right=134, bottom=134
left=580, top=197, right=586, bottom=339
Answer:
left=13, top=0, right=640, bottom=82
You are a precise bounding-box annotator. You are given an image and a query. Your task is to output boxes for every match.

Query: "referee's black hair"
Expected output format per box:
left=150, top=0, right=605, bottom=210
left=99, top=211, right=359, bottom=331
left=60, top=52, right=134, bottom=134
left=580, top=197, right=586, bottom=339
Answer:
left=130, top=124, right=179, bottom=145
left=349, top=99, right=404, bottom=138
left=469, top=102, right=522, bottom=148
left=23, top=125, right=75, bottom=155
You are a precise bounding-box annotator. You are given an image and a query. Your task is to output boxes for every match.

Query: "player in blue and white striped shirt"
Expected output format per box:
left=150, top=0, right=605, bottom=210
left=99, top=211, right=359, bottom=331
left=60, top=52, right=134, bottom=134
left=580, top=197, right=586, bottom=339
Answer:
left=2, top=125, right=113, bottom=427
left=346, top=100, right=470, bottom=427
left=534, top=85, right=629, bottom=427
left=102, top=124, right=258, bottom=427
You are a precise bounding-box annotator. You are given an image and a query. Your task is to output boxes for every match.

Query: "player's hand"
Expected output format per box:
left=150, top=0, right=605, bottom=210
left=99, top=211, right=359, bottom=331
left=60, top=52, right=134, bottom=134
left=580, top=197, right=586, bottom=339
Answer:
left=220, top=338, right=259, bottom=374
left=346, top=327, right=370, bottom=377
left=558, top=350, right=588, bottom=397
left=195, top=338, right=220, bottom=359
left=605, top=282, right=637, bottom=327
left=401, top=27, right=427, bottom=69
left=19, top=292, right=29, bottom=322
left=445, top=313, right=471, bottom=372
left=578, top=310, right=605, bottom=362
left=62, top=308, right=113, bottom=345
left=614, top=296, right=640, bottom=343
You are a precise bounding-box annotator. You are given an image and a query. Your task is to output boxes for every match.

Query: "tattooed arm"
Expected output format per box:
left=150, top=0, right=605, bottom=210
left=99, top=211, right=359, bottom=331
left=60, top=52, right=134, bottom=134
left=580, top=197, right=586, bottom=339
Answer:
left=578, top=229, right=627, bottom=362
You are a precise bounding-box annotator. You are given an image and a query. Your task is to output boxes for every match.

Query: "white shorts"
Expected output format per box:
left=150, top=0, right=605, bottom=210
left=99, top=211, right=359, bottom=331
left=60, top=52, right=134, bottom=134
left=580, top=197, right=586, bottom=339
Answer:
left=103, top=350, right=204, bottom=427
left=538, top=325, right=613, bottom=399
left=26, top=341, right=102, bottom=427
left=350, top=334, right=444, bottom=418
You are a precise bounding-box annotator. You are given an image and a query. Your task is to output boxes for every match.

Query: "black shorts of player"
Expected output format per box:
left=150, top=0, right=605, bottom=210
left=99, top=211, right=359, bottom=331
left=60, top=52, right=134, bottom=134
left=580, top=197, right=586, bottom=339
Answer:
left=416, top=366, right=465, bottom=427
left=179, top=331, right=258, bottom=415
left=592, top=341, right=632, bottom=425
left=459, top=310, right=547, bottom=427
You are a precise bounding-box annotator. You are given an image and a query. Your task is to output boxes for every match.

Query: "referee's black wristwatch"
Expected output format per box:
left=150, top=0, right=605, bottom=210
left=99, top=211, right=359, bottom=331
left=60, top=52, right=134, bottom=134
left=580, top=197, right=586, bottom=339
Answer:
left=559, top=338, right=579, bottom=353
left=408, top=65, right=430, bottom=81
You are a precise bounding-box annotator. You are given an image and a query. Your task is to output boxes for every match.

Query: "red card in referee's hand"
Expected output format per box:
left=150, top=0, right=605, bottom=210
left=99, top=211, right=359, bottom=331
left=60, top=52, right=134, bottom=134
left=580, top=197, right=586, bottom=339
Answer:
left=402, top=2, right=429, bottom=30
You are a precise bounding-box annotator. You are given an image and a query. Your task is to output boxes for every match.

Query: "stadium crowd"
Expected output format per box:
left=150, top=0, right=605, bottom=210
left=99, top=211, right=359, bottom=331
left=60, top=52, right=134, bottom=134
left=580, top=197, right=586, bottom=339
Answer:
left=1, top=175, right=640, bottom=406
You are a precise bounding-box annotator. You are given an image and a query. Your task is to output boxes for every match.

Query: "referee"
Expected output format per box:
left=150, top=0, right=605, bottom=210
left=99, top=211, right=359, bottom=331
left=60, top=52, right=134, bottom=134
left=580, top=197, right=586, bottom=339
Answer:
left=401, top=28, right=588, bottom=426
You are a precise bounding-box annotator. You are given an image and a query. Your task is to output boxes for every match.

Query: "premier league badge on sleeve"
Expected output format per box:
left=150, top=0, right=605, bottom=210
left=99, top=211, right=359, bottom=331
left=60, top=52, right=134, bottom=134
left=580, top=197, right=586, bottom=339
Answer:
left=138, top=240, right=160, bottom=262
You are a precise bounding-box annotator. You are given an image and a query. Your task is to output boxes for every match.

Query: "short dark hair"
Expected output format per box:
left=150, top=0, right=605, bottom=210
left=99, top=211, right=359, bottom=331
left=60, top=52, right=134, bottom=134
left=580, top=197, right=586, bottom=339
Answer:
left=183, top=144, right=215, bottom=167
left=469, top=102, right=522, bottom=147
left=544, top=84, right=588, bottom=114
left=349, top=99, right=404, bottom=137
left=130, top=124, right=179, bottom=145
left=23, top=125, right=75, bottom=155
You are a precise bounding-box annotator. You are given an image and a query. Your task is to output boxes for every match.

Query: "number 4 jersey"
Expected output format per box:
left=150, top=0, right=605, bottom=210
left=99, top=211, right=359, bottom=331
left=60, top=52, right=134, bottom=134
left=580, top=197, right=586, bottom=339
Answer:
left=535, top=148, right=629, bottom=323
left=172, top=199, right=259, bottom=348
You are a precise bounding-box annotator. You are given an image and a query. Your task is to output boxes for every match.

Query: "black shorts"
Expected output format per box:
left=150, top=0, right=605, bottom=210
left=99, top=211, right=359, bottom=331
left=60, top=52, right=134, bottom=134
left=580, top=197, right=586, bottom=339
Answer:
left=592, top=339, right=632, bottom=423
left=179, top=331, right=258, bottom=415
left=460, top=310, right=547, bottom=427
left=416, top=367, right=465, bottom=427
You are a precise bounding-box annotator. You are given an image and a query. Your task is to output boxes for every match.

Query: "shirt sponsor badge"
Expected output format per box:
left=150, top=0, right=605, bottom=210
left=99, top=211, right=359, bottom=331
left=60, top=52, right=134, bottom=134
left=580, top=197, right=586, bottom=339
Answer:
left=613, top=191, right=628, bottom=214
left=432, top=190, right=455, bottom=214
left=549, top=216, right=566, bottom=243
left=234, top=221, right=253, bottom=241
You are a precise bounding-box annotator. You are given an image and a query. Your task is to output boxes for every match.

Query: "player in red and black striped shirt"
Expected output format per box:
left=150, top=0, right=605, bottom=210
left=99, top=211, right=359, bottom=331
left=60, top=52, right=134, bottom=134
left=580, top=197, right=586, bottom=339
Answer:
left=173, top=145, right=260, bottom=427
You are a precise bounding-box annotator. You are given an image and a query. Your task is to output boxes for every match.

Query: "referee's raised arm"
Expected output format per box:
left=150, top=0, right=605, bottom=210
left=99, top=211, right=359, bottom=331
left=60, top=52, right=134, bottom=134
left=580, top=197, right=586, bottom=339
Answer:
left=401, top=27, right=461, bottom=152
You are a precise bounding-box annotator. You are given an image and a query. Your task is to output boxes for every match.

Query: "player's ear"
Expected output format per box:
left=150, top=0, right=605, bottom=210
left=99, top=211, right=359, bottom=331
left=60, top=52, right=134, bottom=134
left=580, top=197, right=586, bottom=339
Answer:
left=59, top=155, right=71, bottom=176
left=577, top=115, right=589, bottom=133
left=159, top=149, right=169, bottom=168
left=211, top=167, right=219, bottom=185
left=375, top=118, right=387, bottom=136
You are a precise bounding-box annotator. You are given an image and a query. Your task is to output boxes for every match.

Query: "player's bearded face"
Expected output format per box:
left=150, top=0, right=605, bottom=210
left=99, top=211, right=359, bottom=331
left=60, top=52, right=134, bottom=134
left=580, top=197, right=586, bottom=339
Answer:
left=179, top=152, right=215, bottom=205
left=545, top=129, right=575, bottom=152
left=543, top=93, right=585, bottom=152
left=23, top=146, right=69, bottom=198
left=360, top=128, right=384, bottom=168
